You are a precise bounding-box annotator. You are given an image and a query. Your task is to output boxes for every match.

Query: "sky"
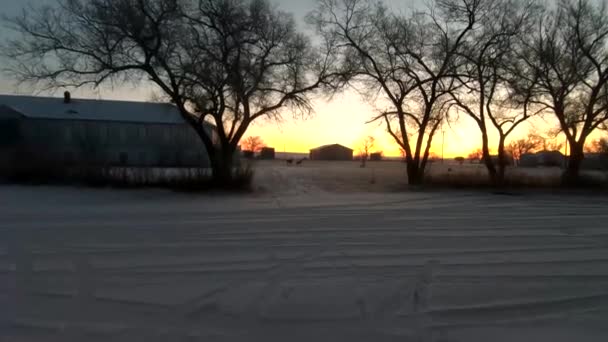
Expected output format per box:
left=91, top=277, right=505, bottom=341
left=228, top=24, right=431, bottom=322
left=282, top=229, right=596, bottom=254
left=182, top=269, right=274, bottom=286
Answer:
left=0, top=0, right=576, bottom=157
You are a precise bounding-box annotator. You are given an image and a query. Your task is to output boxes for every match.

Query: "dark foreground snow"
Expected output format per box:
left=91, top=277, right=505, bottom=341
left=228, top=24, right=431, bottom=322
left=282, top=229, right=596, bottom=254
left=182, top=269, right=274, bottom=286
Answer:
left=1, top=186, right=608, bottom=341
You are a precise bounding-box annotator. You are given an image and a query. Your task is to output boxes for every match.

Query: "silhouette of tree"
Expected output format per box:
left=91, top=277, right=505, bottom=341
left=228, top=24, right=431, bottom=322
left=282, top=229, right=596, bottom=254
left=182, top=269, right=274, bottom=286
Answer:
left=535, top=134, right=564, bottom=152
left=507, top=134, right=543, bottom=162
left=512, top=0, right=608, bottom=183
left=447, top=0, right=539, bottom=185
left=241, top=136, right=265, bottom=153
left=586, top=137, right=608, bottom=154
left=468, top=149, right=484, bottom=163
left=309, top=0, right=482, bottom=185
left=358, top=136, right=375, bottom=168
left=3, top=0, right=342, bottom=186
left=428, top=153, right=441, bottom=163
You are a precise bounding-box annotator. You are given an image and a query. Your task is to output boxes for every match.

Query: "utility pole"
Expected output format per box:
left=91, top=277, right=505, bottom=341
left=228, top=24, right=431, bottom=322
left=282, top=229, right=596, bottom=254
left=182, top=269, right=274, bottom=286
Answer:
left=564, top=136, right=569, bottom=170
left=441, top=130, right=446, bottom=164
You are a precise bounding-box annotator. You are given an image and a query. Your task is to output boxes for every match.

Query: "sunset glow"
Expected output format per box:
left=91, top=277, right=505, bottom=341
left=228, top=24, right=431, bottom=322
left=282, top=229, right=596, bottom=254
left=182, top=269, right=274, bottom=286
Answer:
left=0, top=82, right=547, bottom=158
left=0, top=0, right=601, bottom=159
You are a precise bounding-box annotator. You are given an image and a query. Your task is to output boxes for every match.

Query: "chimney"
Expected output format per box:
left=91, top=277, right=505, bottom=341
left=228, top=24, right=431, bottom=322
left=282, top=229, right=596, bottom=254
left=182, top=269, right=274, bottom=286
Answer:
left=64, top=91, right=71, bottom=104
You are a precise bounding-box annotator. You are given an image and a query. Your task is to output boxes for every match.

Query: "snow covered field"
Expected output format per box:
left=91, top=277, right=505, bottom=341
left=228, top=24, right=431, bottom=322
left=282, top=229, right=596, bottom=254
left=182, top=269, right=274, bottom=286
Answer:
left=252, top=160, right=607, bottom=193
left=2, top=185, right=608, bottom=341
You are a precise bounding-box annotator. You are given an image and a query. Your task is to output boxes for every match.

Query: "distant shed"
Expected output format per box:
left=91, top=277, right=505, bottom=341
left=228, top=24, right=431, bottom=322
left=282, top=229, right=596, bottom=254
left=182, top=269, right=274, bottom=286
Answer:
left=520, top=151, right=565, bottom=168
left=259, top=147, right=275, bottom=160
left=370, top=152, right=383, bottom=161
left=582, top=153, right=608, bottom=170
left=309, top=144, right=353, bottom=161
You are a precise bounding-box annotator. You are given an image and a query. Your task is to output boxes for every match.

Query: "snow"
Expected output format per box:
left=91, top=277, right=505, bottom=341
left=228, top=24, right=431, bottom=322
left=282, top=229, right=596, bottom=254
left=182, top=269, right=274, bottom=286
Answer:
left=2, top=185, right=608, bottom=341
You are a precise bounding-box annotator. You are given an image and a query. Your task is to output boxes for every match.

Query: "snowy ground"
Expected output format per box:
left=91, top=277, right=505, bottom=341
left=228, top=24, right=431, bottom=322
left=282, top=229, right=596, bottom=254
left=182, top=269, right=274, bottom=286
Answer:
left=252, top=160, right=606, bottom=194
left=2, top=185, right=608, bottom=341
left=252, top=160, right=413, bottom=194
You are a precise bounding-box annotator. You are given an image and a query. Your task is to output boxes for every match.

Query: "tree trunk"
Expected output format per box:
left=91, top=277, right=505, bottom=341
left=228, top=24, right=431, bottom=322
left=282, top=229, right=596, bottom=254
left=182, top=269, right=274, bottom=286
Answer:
left=481, top=132, right=497, bottom=184
left=564, top=142, right=584, bottom=185
left=175, top=107, right=232, bottom=187
left=406, top=161, right=424, bottom=185
left=211, top=145, right=236, bottom=186
left=496, top=136, right=507, bottom=187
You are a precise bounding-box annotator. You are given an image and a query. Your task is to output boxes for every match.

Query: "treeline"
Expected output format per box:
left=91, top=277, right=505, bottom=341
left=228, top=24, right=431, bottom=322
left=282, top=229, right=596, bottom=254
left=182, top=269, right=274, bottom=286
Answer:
left=4, top=0, right=608, bottom=187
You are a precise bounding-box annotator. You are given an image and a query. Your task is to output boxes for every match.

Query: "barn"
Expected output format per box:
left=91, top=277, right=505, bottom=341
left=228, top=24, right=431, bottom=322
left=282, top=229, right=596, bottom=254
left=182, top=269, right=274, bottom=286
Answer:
left=309, top=144, right=353, bottom=161
left=0, top=93, right=216, bottom=171
left=520, top=151, right=565, bottom=168
left=582, top=153, right=608, bottom=170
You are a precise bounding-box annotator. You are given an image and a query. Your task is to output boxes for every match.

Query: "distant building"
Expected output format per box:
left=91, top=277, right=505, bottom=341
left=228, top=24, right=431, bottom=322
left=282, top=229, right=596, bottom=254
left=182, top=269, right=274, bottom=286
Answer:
left=275, top=152, right=308, bottom=160
left=582, top=153, right=608, bottom=170
left=369, top=152, right=383, bottom=161
left=259, top=147, right=275, bottom=160
left=0, top=93, right=216, bottom=171
left=490, top=154, right=514, bottom=166
left=242, top=150, right=255, bottom=159
left=520, top=151, right=565, bottom=168
left=309, top=144, right=353, bottom=161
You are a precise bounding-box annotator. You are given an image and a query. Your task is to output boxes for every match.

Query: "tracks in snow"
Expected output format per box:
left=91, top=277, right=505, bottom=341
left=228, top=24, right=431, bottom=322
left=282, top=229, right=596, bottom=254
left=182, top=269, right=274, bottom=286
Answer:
left=2, top=191, right=608, bottom=341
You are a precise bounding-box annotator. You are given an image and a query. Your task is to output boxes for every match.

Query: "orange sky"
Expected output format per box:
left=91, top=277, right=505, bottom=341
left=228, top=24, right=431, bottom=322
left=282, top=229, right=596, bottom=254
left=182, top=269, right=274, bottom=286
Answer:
left=0, top=0, right=483, bottom=158
left=245, top=91, right=478, bottom=157
left=1, top=0, right=604, bottom=157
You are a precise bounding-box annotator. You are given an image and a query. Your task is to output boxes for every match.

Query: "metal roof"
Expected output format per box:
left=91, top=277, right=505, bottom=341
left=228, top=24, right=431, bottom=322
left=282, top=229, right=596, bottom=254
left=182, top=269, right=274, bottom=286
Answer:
left=310, top=144, right=353, bottom=151
left=0, top=94, right=189, bottom=125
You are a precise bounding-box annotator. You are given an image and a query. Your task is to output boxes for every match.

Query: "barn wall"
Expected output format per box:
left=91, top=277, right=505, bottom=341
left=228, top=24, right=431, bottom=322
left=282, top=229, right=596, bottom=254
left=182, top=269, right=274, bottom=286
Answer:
left=16, top=118, right=212, bottom=167
left=0, top=107, right=24, bottom=174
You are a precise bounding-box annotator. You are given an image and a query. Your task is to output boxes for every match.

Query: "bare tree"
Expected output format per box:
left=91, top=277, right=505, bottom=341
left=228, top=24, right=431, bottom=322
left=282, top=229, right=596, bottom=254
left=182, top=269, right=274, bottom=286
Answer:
left=241, top=136, right=265, bottom=153
left=585, top=137, right=608, bottom=154
left=358, top=136, right=375, bottom=168
left=309, top=0, right=481, bottom=184
left=513, top=0, right=608, bottom=183
left=3, top=0, right=341, bottom=186
left=531, top=133, right=564, bottom=152
left=506, top=133, right=543, bottom=163
left=468, top=148, right=483, bottom=163
left=447, top=0, right=539, bottom=185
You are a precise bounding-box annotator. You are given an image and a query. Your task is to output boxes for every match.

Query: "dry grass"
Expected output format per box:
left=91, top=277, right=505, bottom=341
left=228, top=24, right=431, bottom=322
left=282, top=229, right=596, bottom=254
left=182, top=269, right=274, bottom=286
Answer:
left=1, top=158, right=254, bottom=192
